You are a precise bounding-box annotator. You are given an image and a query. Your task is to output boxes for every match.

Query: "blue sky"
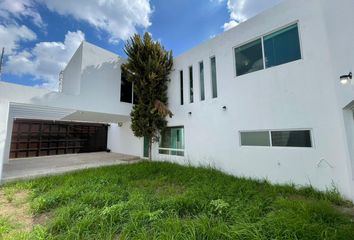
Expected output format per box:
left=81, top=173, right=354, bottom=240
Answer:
left=0, top=0, right=283, bottom=90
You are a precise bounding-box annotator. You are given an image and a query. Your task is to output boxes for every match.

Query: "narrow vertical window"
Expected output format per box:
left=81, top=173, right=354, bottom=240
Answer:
left=199, top=61, right=205, bottom=101
left=189, top=66, right=194, bottom=103
left=211, top=56, right=218, bottom=98
left=180, top=70, right=184, bottom=105
left=120, top=68, right=133, bottom=103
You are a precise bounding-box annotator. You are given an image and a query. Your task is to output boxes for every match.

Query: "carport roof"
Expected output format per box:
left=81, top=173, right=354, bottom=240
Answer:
left=9, top=102, right=130, bottom=124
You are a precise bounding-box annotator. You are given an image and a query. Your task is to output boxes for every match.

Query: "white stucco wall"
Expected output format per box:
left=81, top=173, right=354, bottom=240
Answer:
left=151, top=0, right=354, bottom=201
left=61, top=43, right=83, bottom=95
left=107, top=123, right=143, bottom=157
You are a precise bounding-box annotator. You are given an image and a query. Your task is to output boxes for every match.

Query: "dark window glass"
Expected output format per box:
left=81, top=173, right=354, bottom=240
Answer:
left=189, top=66, right=194, bottom=103
left=120, top=69, right=133, bottom=103
left=180, top=70, right=184, bottom=105
left=199, top=62, right=205, bottom=101
left=271, top=130, right=312, bottom=147
left=210, top=57, right=218, bottom=98
left=264, top=24, right=301, bottom=68
left=235, top=39, right=264, bottom=76
left=240, top=131, right=270, bottom=146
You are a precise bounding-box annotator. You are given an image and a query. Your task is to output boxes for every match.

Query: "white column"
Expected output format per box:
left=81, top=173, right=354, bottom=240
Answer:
left=0, top=101, right=9, bottom=181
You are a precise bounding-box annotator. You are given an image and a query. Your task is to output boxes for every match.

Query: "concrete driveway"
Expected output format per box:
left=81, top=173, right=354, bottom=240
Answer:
left=1, top=152, right=140, bottom=183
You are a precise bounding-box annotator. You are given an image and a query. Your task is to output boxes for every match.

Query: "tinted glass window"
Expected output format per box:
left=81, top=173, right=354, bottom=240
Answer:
left=199, top=62, right=205, bottom=101
left=271, top=130, right=312, bottom=147
left=240, top=131, right=270, bottom=146
left=235, top=39, right=264, bottom=76
left=211, top=57, right=218, bottom=98
left=180, top=70, right=184, bottom=105
left=159, top=127, right=185, bottom=156
left=120, top=69, right=132, bottom=103
left=189, top=66, right=194, bottom=103
left=264, top=24, right=301, bottom=68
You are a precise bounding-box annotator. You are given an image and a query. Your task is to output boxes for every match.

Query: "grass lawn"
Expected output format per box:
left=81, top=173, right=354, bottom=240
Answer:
left=0, top=161, right=354, bottom=239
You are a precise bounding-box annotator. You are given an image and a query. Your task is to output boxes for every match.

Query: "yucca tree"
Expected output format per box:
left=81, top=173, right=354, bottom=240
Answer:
left=122, top=32, right=173, bottom=160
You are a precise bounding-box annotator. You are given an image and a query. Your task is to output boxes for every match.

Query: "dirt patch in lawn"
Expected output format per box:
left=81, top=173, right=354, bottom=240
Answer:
left=335, top=206, right=354, bottom=222
left=0, top=190, right=33, bottom=232
left=33, top=211, right=54, bottom=225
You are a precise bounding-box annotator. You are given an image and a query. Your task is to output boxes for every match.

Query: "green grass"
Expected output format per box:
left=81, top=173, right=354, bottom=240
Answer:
left=2, top=161, right=354, bottom=239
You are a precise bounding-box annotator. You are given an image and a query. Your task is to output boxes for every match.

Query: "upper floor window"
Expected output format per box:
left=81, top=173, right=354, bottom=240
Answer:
left=235, top=23, right=301, bottom=76
left=120, top=68, right=133, bottom=103
left=189, top=66, right=194, bottom=103
left=263, top=24, right=301, bottom=68
left=235, top=39, right=264, bottom=76
left=180, top=70, right=184, bottom=105
left=210, top=56, right=218, bottom=98
left=199, top=61, right=205, bottom=101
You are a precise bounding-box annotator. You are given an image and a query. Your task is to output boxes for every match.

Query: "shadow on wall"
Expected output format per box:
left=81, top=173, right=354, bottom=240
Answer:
left=27, top=59, right=124, bottom=114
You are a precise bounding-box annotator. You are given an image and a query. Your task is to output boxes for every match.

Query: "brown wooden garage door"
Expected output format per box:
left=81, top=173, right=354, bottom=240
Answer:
left=10, top=119, right=108, bottom=159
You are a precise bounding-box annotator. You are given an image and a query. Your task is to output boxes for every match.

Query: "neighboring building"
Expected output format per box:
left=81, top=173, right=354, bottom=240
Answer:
left=1, top=0, right=354, bottom=201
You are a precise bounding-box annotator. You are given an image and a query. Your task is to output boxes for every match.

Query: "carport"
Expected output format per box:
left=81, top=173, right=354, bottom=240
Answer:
left=0, top=102, right=137, bottom=182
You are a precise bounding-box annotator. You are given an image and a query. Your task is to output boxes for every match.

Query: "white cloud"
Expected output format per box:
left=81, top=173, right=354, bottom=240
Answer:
left=39, top=0, right=152, bottom=43
left=5, top=30, right=85, bottom=91
left=0, top=0, right=44, bottom=27
left=223, top=20, right=239, bottom=31
left=0, top=24, right=37, bottom=54
left=223, top=0, right=284, bottom=31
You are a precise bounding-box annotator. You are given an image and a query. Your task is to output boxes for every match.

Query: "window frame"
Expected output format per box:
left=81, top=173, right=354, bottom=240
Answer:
left=239, top=128, right=314, bottom=149
left=158, top=126, right=185, bottom=156
left=180, top=70, right=184, bottom=105
left=233, top=21, right=302, bottom=77
left=120, top=68, right=134, bottom=104
left=189, top=65, right=194, bottom=103
left=210, top=56, right=218, bottom=99
left=199, top=61, right=205, bottom=101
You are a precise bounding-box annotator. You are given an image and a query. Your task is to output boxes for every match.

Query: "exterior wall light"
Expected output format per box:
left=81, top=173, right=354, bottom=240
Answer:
left=222, top=106, right=227, bottom=111
left=188, top=112, right=192, bottom=116
left=340, top=72, right=352, bottom=85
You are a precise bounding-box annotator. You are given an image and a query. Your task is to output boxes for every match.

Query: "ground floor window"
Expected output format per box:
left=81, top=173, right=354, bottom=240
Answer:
left=240, top=129, right=312, bottom=148
left=159, top=126, right=185, bottom=156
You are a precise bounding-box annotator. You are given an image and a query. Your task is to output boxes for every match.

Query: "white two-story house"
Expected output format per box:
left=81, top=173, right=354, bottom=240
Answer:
left=1, top=0, right=354, bottom=201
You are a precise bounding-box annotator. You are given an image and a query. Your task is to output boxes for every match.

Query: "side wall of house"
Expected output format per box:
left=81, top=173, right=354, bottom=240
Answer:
left=152, top=0, right=354, bottom=201
left=107, top=123, right=143, bottom=157
left=61, top=43, right=83, bottom=95
left=322, top=0, right=354, bottom=200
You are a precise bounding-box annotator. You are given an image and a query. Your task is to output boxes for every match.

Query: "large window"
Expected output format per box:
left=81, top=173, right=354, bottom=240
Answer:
left=240, top=129, right=312, bottom=148
left=159, top=127, right=185, bottom=156
left=235, top=39, right=264, bottom=76
left=199, top=61, right=205, bottom=101
left=235, top=23, right=301, bottom=76
left=210, top=56, right=218, bottom=98
left=120, top=68, right=133, bottom=103
left=264, top=24, right=301, bottom=68
left=189, top=66, right=194, bottom=103
left=180, top=70, right=184, bottom=105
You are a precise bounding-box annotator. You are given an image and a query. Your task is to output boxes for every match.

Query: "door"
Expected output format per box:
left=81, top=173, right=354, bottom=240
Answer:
left=10, top=119, right=108, bottom=159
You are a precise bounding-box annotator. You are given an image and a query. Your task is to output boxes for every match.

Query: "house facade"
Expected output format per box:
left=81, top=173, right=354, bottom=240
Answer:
left=1, top=0, right=354, bottom=201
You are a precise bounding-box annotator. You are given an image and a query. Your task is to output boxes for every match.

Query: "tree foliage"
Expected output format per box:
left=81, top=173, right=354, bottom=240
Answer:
left=122, top=32, right=173, bottom=159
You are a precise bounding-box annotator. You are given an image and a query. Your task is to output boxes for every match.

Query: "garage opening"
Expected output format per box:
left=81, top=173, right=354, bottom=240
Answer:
left=10, top=119, right=108, bottom=159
